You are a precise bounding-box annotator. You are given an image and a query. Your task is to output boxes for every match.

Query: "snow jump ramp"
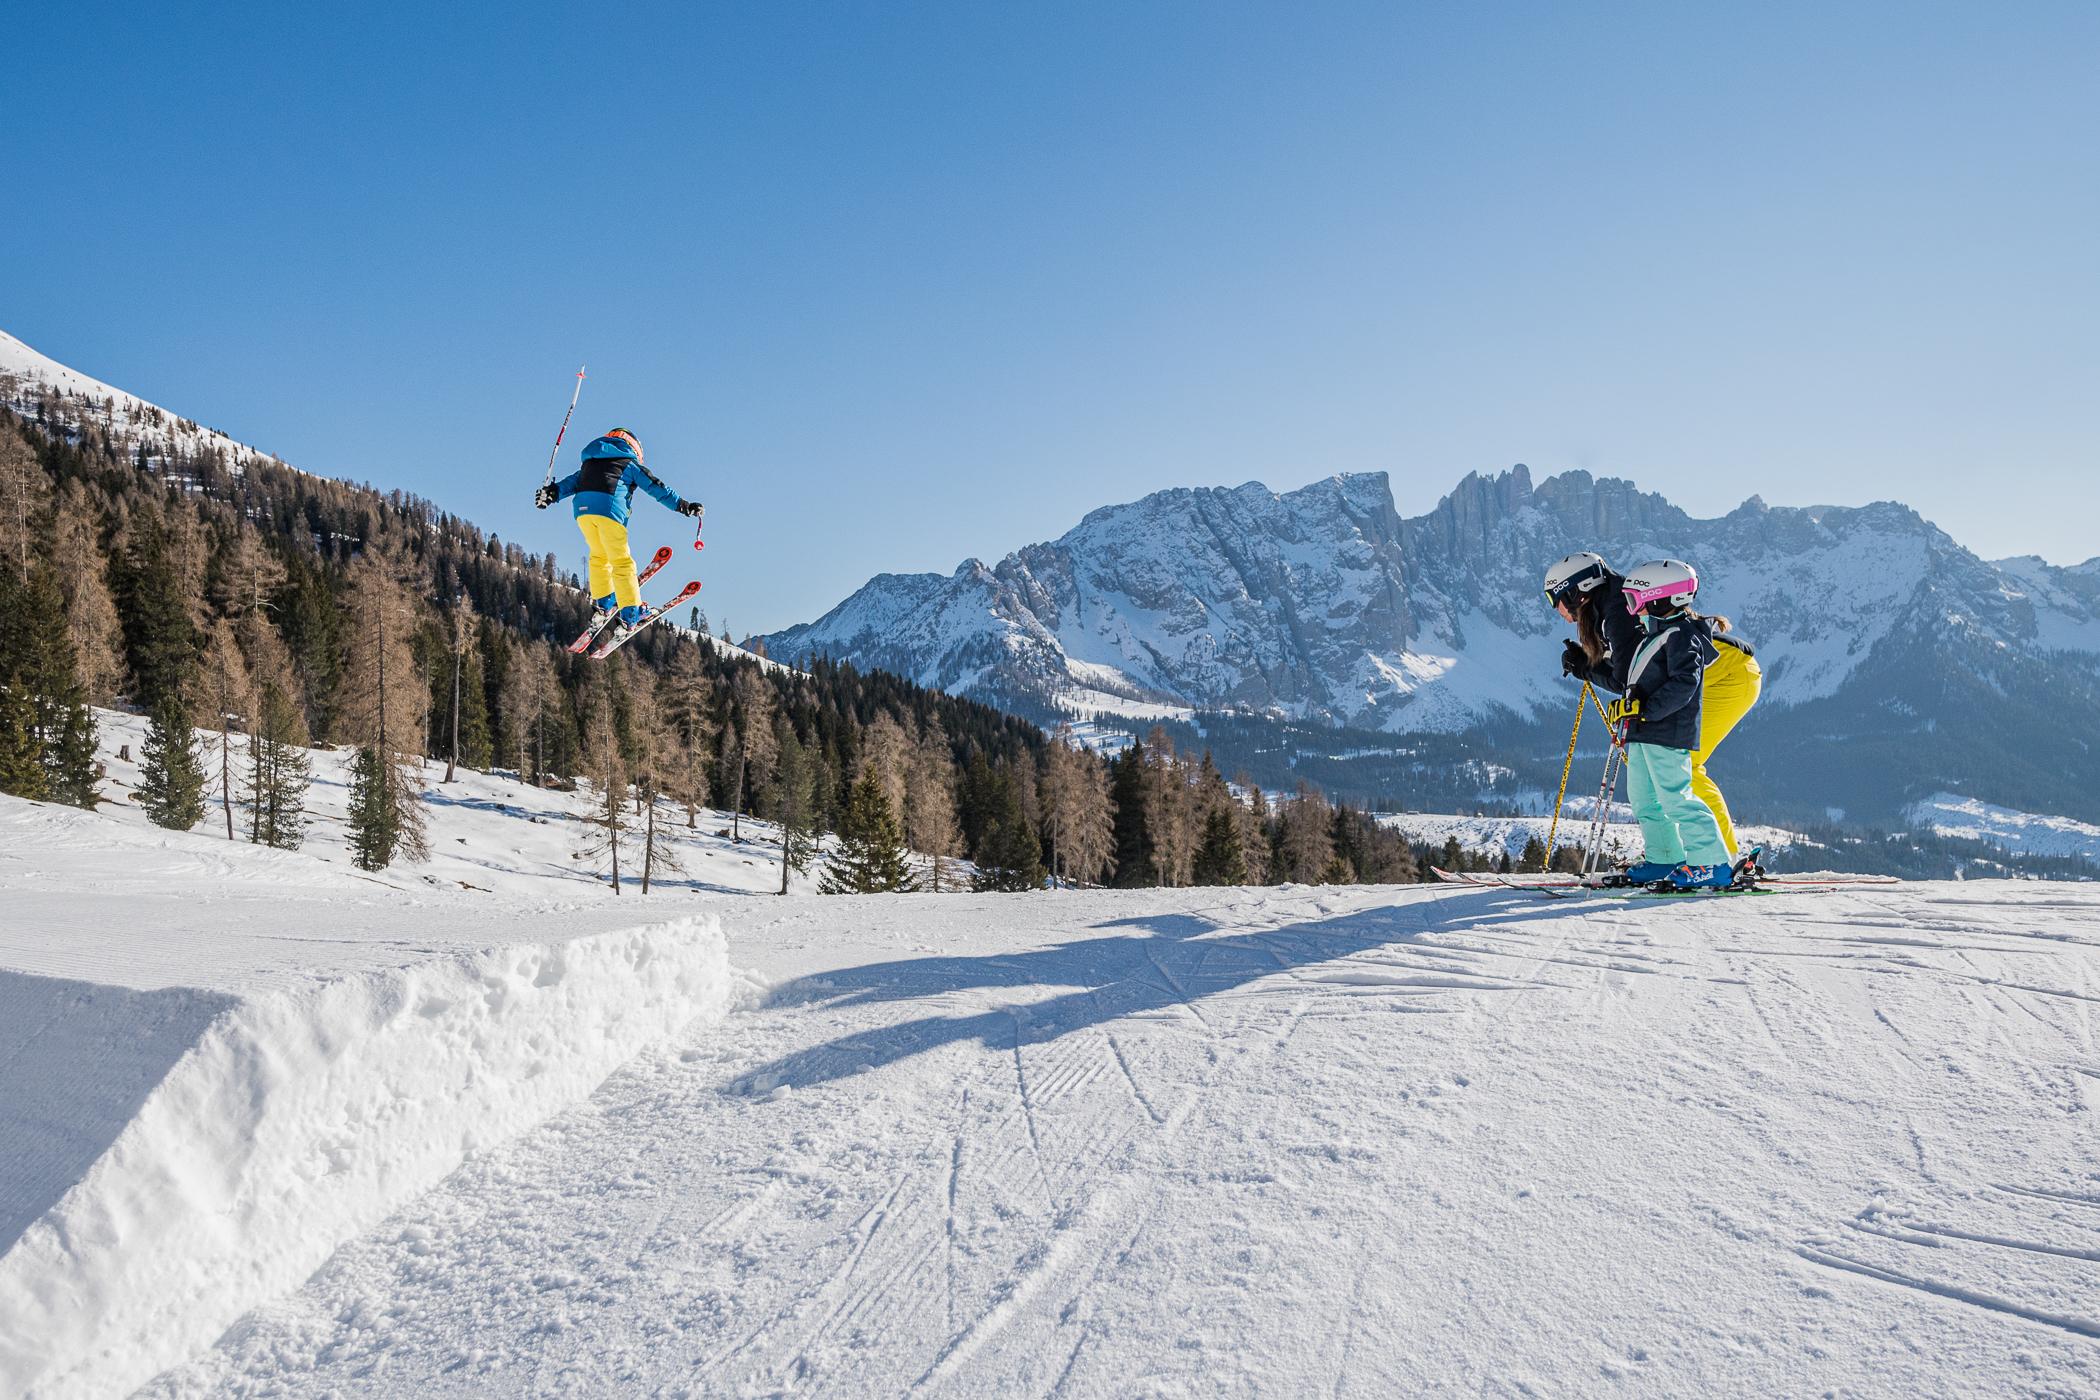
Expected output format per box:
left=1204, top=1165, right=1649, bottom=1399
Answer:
left=0, top=803, right=736, bottom=1399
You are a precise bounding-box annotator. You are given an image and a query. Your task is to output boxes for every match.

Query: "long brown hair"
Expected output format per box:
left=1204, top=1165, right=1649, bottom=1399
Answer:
left=1575, top=596, right=1609, bottom=663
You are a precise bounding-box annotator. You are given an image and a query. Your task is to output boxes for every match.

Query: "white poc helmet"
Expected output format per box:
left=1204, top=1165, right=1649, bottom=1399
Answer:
left=1622, top=558, right=1699, bottom=615
left=1542, top=551, right=1612, bottom=609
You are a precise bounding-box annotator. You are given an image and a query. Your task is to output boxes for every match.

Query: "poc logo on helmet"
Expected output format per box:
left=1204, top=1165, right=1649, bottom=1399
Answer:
left=1622, top=559, right=1699, bottom=615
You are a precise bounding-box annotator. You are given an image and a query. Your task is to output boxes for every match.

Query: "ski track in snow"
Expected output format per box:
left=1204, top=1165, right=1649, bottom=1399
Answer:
left=104, top=879, right=2098, bottom=1399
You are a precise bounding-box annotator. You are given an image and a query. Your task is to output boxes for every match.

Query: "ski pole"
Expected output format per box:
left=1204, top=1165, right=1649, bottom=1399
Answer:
left=1586, top=683, right=1615, bottom=731
left=1543, top=682, right=1588, bottom=864
left=1581, top=722, right=1627, bottom=878
left=541, top=364, right=587, bottom=488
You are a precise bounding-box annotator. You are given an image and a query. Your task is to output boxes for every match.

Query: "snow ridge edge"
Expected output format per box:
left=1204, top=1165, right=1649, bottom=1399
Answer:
left=0, top=916, right=733, bottom=1400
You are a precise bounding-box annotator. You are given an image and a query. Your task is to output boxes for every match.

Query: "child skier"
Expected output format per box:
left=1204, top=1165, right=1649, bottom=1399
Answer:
left=534, top=428, right=702, bottom=634
left=1584, top=558, right=1734, bottom=889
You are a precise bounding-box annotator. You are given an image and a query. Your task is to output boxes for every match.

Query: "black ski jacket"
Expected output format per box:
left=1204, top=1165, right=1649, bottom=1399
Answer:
left=1618, top=611, right=1715, bottom=750
left=1564, top=572, right=1644, bottom=692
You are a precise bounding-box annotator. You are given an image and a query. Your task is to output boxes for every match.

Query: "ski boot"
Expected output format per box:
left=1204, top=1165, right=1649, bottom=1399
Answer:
left=1620, top=860, right=1675, bottom=887
left=1666, top=863, right=1735, bottom=892
left=599, top=603, right=647, bottom=645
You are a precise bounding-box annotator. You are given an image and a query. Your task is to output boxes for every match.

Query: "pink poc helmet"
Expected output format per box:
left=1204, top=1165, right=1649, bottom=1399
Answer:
left=1622, top=559, right=1699, bottom=615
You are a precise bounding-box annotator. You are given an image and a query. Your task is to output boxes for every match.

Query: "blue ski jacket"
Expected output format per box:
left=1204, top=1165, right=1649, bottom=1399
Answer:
left=551, top=434, right=684, bottom=527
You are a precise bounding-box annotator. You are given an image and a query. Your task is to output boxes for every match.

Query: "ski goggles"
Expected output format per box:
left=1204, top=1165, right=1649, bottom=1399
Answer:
left=1622, top=576, right=1697, bottom=615
left=606, top=428, right=644, bottom=464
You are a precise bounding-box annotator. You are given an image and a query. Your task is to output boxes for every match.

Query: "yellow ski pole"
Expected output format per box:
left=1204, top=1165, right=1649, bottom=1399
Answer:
left=1543, top=682, right=1588, bottom=865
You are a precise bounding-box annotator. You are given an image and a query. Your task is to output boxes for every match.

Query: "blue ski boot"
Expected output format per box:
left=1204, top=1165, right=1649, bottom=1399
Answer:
left=1623, top=860, right=1676, bottom=886
left=1668, top=863, right=1736, bottom=892
left=617, top=604, right=648, bottom=629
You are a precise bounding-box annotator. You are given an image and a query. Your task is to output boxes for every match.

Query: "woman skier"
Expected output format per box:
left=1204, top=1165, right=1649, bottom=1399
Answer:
left=534, top=428, right=702, bottom=635
left=1544, top=555, right=1741, bottom=889
left=1545, top=551, right=1762, bottom=860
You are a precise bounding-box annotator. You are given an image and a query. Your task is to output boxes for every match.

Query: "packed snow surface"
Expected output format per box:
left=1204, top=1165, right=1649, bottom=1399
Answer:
left=0, top=801, right=740, bottom=1400
left=53, top=872, right=2099, bottom=1394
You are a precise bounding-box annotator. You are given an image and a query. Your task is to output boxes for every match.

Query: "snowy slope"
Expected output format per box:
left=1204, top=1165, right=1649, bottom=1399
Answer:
left=0, top=329, right=290, bottom=479
left=1909, top=792, right=2100, bottom=864
left=86, top=707, right=818, bottom=898
left=99, top=878, right=2100, bottom=1397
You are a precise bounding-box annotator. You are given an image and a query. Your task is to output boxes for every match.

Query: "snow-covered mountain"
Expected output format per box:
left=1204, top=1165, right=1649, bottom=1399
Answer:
left=0, top=328, right=290, bottom=479
left=765, top=466, right=2100, bottom=820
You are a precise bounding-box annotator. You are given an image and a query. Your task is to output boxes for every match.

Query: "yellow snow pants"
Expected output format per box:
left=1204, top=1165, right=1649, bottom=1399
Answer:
left=1694, top=643, right=1761, bottom=857
left=577, top=514, right=640, bottom=609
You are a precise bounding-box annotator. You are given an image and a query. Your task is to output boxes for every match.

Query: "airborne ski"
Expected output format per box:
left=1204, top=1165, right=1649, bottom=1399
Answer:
left=591, top=580, right=702, bottom=659
left=564, top=546, right=675, bottom=654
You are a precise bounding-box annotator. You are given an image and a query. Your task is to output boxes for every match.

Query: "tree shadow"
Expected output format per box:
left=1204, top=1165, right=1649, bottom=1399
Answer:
left=735, top=890, right=1554, bottom=1094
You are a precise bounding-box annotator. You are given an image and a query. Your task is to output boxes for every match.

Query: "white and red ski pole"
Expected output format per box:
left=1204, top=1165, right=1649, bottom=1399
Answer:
left=541, top=364, right=587, bottom=489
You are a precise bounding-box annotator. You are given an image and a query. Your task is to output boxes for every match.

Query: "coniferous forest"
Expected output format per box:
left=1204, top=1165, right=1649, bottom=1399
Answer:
left=0, top=381, right=1437, bottom=890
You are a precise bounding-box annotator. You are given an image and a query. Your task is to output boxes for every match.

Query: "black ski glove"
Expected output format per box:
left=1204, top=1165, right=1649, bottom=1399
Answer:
left=534, top=483, right=557, bottom=509
left=676, top=499, right=704, bottom=519
left=1560, top=639, right=1587, bottom=678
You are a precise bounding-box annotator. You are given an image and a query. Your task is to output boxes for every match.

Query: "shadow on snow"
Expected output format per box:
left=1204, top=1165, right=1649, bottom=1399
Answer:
left=736, top=890, right=1554, bottom=1094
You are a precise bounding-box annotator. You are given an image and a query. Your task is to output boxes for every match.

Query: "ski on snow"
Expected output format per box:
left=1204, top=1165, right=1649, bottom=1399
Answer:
left=591, top=580, right=702, bottom=659
left=1429, top=861, right=1900, bottom=899
left=564, top=546, right=676, bottom=655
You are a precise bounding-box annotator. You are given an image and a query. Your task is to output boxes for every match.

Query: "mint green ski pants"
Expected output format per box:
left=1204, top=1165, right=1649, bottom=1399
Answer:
left=1625, top=741, right=1732, bottom=867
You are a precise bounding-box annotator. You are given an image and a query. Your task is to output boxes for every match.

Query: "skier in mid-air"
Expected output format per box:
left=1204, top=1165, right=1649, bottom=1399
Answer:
left=1544, top=550, right=1762, bottom=865
left=535, top=428, right=703, bottom=640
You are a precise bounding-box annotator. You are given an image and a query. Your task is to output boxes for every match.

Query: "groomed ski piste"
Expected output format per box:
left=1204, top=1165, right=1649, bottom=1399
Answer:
left=4, top=736, right=2099, bottom=1395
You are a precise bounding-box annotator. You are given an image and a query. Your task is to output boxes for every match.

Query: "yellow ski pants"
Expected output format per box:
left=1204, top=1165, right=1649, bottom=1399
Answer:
left=1694, top=643, right=1761, bottom=857
left=577, top=514, right=641, bottom=609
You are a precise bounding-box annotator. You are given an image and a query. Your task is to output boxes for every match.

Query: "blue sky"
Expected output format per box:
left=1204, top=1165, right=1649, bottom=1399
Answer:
left=6, top=1, right=2095, bottom=632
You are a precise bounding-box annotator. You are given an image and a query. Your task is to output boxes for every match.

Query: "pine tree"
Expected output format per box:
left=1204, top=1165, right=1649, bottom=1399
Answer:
left=136, top=697, right=206, bottom=830
left=1109, top=740, right=1154, bottom=887
left=43, top=698, right=99, bottom=809
left=1235, top=777, right=1272, bottom=884
left=5, top=567, right=100, bottom=808
left=339, top=559, right=428, bottom=867
left=821, top=766, right=917, bottom=893
left=116, top=508, right=198, bottom=710
left=345, top=746, right=397, bottom=870
left=1518, top=836, right=1547, bottom=872
left=577, top=763, right=631, bottom=893
left=243, top=680, right=310, bottom=850
left=973, top=774, right=1047, bottom=893
left=0, top=681, right=47, bottom=800
left=1192, top=805, right=1248, bottom=885
left=1281, top=782, right=1336, bottom=883
left=775, top=727, right=821, bottom=894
